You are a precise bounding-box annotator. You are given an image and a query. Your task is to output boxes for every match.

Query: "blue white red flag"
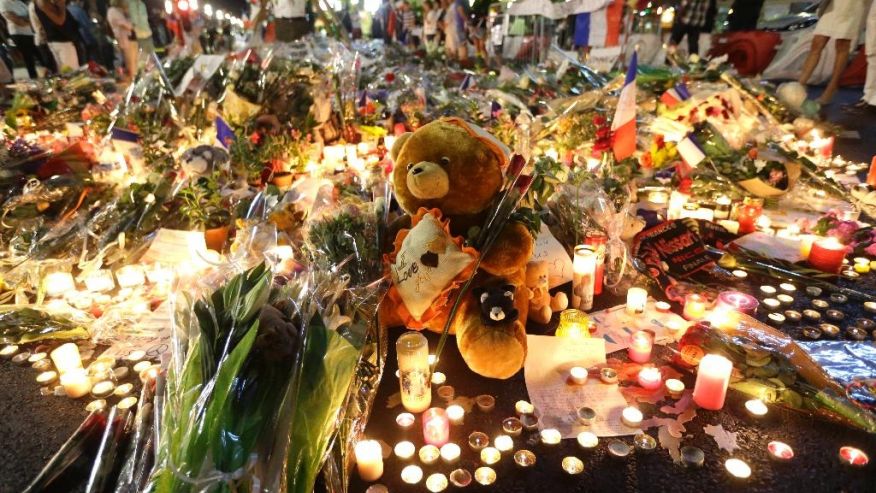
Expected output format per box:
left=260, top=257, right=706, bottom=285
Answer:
left=611, top=51, right=637, bottom=161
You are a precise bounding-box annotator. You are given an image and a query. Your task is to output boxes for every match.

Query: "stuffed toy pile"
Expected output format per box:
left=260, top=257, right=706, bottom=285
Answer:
left=380, top=118, right=534, bottom=379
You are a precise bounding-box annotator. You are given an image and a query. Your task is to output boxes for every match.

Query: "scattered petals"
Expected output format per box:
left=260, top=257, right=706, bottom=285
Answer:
left=704, top=423, right=740, bottom=454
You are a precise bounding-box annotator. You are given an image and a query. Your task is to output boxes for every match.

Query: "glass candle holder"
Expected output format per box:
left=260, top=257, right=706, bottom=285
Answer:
left=809, top=237, right=847, bottom=274
left=396, top=331, right=431, bottom=413
left=683, top=294, right=708, bottom=321
left=556, top=309, right=590, bottom=339
left=628, top=330, right=654, bottom=363
left=626, top=287, right=648, bottom=315
left=737, top=197, right=763, bottom=235
left=422, top=408, right=450, bottom=447
left=572, top=245, right=597, bottom=311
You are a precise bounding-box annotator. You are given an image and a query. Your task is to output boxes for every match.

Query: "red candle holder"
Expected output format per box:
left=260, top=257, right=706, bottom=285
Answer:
left=736, top=198, right=763, bottom=235
left=808, top=238, right=847, bottom=274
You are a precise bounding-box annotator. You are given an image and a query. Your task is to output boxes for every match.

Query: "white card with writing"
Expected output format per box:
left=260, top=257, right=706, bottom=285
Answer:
left=140, top=228, right=210, bottom=266
left=532, top=224, right=573, bottom=289
left=588, top=301, right=683, bottom=354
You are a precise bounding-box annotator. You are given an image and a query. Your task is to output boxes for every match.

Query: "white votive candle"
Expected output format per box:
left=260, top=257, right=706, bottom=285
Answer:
left=570, top=366, right=588, bottom=385
left=355, top=440, right=384, bottom=481
left=50, top=343, right=83, bottom=374
left=401, top=465, right=423, bottom=484
left=419, top=445, right=440, bottom=465
left=60, top=368, right=91, bottom=398
left=394, top=441, right=416, bottom=460
left=440, top=443, right=461, bottom=464
left=540, top=428, right=562, bottom=445
left=626, top=287, right=648, bottom=315
left=745, top=399, right=768, bottom=417
left=446, top=404, right=465, bottom=425
left=621, top=407, right=643, bottom=428
left=494, top=435, right=514, bottom=453
left=515, top=400, right=534, bottom=415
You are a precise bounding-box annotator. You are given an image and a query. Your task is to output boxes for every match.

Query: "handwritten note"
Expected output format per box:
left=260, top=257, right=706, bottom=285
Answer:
left=101, top=302, right=172, bottom=361
left=524, top=335, right=638, bottom=437
left=589, top=301, right=684, bottom=354
left=532, top=224, right=573, bottom=288
left=140, top=228, right=209, bottom=266
left=731, top=232, right=803, bottom=263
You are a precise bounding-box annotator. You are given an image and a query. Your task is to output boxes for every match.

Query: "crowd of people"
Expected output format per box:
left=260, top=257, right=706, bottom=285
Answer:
left=0, top=0, right=239, bottom=83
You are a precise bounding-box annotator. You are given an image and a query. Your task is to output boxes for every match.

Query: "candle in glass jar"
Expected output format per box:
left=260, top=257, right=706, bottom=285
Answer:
left=628, top=330, right=654, bottom=363
left=626, top=288, right=648, bottom=315
left=354, top=440, right=384, bottom=481
left=736, top=197, right=763, bottom=235
left=556, top=309, right=590, bottom=339
left=60, top=368, right=91, bottom=398
left=637, top=367, right=662, bottom=390
left=396, top=331, right=431, bottom=413
left=50, top=343, right=83, bottom=374
left=572, top=246, right=597, bottom=311
left=809, top=237, right=847, bottom=274
left=714, top=291, right=759, bottom=316
left=683, top=294, right=708, bottom=321
left=422, top=408, right=450, bottom=446
left=692, top=354, right=733, bottom=410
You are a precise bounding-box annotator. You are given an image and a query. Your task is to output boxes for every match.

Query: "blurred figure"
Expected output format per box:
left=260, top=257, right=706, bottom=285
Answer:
left=399, top=0, right=414, bottom=46
left=106, top=0, right=136, bottom=80
left=422, top=0, right=438, bottom=52
left=262, top=0, right=310, bottom=42
left=799, top=0, right=869, bottom=104
left=28, top=0, right=57, bottom=74
left=845, top=1, right=876, bottom=112
left=34, top=0, right=80, bottom=70
left=668, top=0, right=716, bottom=58
left=726, top=0, right=764, bottom=31
left=67, top=0, right=97, bottom=63
left=443, top=0, right=466, bottom=63
left=1, top=0, right=39, bottom=77
left=125, top=0, right=151, bottom=55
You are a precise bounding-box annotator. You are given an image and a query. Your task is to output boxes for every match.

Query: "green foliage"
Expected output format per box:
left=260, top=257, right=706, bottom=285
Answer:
left=176, top=173, right=231, bottom=230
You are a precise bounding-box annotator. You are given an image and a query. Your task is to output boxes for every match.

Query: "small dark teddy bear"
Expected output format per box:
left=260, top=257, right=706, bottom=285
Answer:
left=474, top=284, right=519, bottom=326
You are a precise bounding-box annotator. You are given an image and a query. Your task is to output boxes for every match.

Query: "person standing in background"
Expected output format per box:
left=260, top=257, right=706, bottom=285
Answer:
left=400, top=0, right=415, bottom=47
left=845, top=1, right=876, bottom=112
left=1, top=0, right=39, bottom=78
left=125, top=0, right=151, bottom=55
left=423, top=0, right=438, bottom=53
left=667, top=0, right=716, bottom=58
left=726, top=0, right=764, bottom=31
left=798, top=0, right=870, bottom=105
left=28, top=0, right=57, bottom=74
left=106, top=0, right=136, bottom=80
left=66, top=0, right=96, bottom=63
left=252, top=0, right=310, bottom=42
left=34, top=0, right=80, bottom=70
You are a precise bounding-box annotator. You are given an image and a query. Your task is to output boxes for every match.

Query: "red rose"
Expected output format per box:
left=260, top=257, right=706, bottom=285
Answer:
left=385, top=72, right=395, bottom=83
left=249, top=132, right=261, bottom=145
left=592, top=115, right=606, bottom=126
left=596, top=127, right=611, bottom=140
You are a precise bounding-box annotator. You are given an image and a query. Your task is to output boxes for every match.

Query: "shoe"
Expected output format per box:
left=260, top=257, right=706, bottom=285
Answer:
left=842, top=100, right=876, bottom=113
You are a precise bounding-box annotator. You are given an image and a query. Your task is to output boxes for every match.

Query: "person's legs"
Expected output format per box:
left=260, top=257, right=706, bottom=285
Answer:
left=687, top=25, right=701, bottom=56
left=798, top=34, right=829, bottom=85
left=11, top=35, right=39, bottom=79
left=818, top=38, right=852, bottom=104
left=863, top=2, right=876, bottom=105
left=48, top=41, right=80, bottom=71
left=668, top=20, right=687, bottom=53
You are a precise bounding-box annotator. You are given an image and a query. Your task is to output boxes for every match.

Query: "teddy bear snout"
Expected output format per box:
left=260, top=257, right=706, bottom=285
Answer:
left=406, top=161, right=450, bottom=200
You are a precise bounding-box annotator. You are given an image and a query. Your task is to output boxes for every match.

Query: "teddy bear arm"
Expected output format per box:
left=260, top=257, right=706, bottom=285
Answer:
left=479, top=222, right=534, bottom=278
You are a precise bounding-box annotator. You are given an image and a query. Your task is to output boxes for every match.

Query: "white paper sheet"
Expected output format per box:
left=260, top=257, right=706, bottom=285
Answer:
left=140, top=228, right=210, bottom=266
left=588, top=301, right=684, bottom=354
left=524, top=335, right=639, bottom=438
left=531, top=223, right=573, bottom=289
left=731, top=232, right=803, bottom=263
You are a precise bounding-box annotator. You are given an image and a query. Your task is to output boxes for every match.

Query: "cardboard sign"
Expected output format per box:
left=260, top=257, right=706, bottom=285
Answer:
left=532, top=223, right=574, bottom=288
left=634, top=220, right=713, bottom=277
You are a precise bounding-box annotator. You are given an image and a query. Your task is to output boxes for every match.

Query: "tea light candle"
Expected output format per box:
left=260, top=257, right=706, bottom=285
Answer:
left=838, top=446, right=869, bottom=466
left=607, top=439, right=632, bottom=459
left=768, top=313, right=786, bottom=326
left=692, top=354, right=733, bottom=410
left=468, top=432, right=489, bottom=451
left=513, top=450, right=536, bottom=468
left=768, top=441, right=794, bottom=462
left=803, top=309, right=822, bottom=321
left=419, top=445, right=440, bottom=465
left=655, top=301, right=671, bottom=312
left=36, top=371, right=58, bottom=385
left=760, top=285, right=777, bottom=296
left=807, top=286, right=824, bottom=297
left=480, top=447, right=501, bottom=465
left=0, top=345, right=18, bottom=358
left=431, top=372, right=446, bottom=385
left=476, top=394, right=495, bottom=412
left=621, top=407, right=643, bottom=428
left=396, top=412, right=415, bottom=428
left=91, top=380, right=115, bottom=398
left=401, top=465, right=423, bottom=484
left=803, top=326, right=823, bottom=340
left=449, top=469, right=471, bottom=488
left=422, top=408, right=450, bottom=446
left=12, top=352, right=31, bottom=365
left=473, top=467, right=496, bottom=486
left=28, top=352, right=47, bottom=363
left=681, top=446, right=705, bottom=467
left=848, top=326, right=868, bottom=341
left=865, top=302, right=876, bottom=313
left=50, top=343, right=83, bottom=374
left=446, top=405, right=465, bottom=425
left=779, top=283, right=796, bottom=293
left=561, top=456, right=584, bottom=475
left=540, top=428, right=562, bottom=445
left=515, top=400, right=534, bottom=415
left=114, top=383, right=134, bottom=397
left=628, top=330, right=654, bottom=363
left=60, top=368, right=91, bottom=398
left=600, top=367, right=619, bottom=384
left=32, top=359, right=52, bottom=371
left=118, top=396, right=139, bottom=410
left=745, top=399, right=768, bottom=417
left=829, top=293, right=848, bottom=304
left=132, top=360, right=153, bottom=373
left=570, top=366, right=589, bottom=385
left=725, top=458, right=752, bottom=480
left=634, top=433, right=657, bottom=453
left=426, top=473, right=448, bottom=493
left=576, top=406, right=597, bottom=426
left=520, top=414, right=539, bottom=431
left=762, top=298, right=781, bottom=311
left=826, top=310, right=844, bottom=321
left=784, top=310, right=802, bottom=322
left=502, top=417, right=523, bottom=436
left=394, top=441, right=415, bottom=460
left=637, top=367, right=662, bottom=390
left=731, top=270, right=748, bottom=279
left=777, top=294, right=794, bottom=305
left=854, top=263, right=869, bottom=273
left=683, top=294, right=708, bottom=321
left=494, top=435, right=514, bottom=453
left=665, top=379, right=685, bottom=398
left=626, top=287, right=648, bottom=315
left=437, top=385, right=455, bottom=402
left=440, top=443, right=461, bottom=464
left=809, top=237, right=847, bottom=273
left=577, top=431, right=599, bottom=450
left=86, top=399, right=106, bottom=412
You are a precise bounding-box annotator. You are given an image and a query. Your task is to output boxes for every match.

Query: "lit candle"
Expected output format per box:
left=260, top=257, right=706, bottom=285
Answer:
left=390, top=442, right=414, bottom=462
left=419, top=445, right=440, bottom=465
left=422, top=408, right=450, bottom=446
left=473, top=467, right=496, bottom=486
left=683, top=294, right=708, bottom=321
left=446, top=405, right=465, bottom=425
left=43, top=272, right=75, bottom=297
left=714, top=291, right=759, bottom=316
left=693, top=354, right=733, bottom=410
left=762, top=298, right=781, bottom=311
left=114, top=383, right=134, bottom=397
left=745, top=399, right=768, bottom=417
left=655, top=301, right=671, bottom=312
left=838, top=446, right=869, bottom=466
left=569, top=366, right=588, bottom=385
left=667, top=190, right=689, bottom=220
left=117, top=396, right=138, bottom=410
left=36, top=371, right=58, bottom=385
left=725, top=458, right=751, bottom=480
left=572, top=246, right=597, bottom=311
left=556, top=309, right=591, bottom=339
left=561, top=456, right=584, bottom=475
left=426, top=473, right=448, bottom=493
left=515, top=400, right=534, bottom=415
left=396, top=412, right=415, bottom=428
left=468, top=432, right=489, bottom=451
left=440, top=443, right=461, bottom=464
left=91, top=380, right=115, bottom=398
left=768, top=441, right=794, bottom=462
left=401, top=465, right=423, bottom=484
left=809, top=237, right=847, bottom=274
left=0, top=345, right=18, bottom=358
left=50, top=343, right=83, bottom=374
left=513, top=449, right=536, bottom=468
left=494, top=435, right=514, bottom=453
left=60, top=368, right=91, bottom=398
left=665, top=378, right=685, bottom=398
left=577, top=431, right=599, bottom=450
left=621, top=407, right=643, bottom=428
left=540, top=428, right=562, bottom=445
left=731, top=270, right=748, bottom=279
left=480, top=447, right=501, bottom=465
left=777, top=294, right=794, bottom=305
left=397, top=331, right=431, bottom=413
left=628, top=330, right=654, bottom=363
left=854, top=263, right=870, bottom=274
left=637, top=367, right=662, bottom=390
left=354, top=440, right=383, bottom=481
left=779, top=283, right=797, bottom=293
left=431, top=371, right=447, bottom=385
left=626, top=288, right=648, bottom=315
left=760, top=285, right=777, bottom=296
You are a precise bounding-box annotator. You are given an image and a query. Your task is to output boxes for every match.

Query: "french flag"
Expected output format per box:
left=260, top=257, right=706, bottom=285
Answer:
left=573, top=0, right=623, bottom=48
left=459, top=73, right=473, bottom=91
left=215, top=116, right=235, bottom=149
left=611, top=51, right=637, bottom=161
left=660, top=82, right=691, bottom=108
left=677, top=133, right=706, bottom=167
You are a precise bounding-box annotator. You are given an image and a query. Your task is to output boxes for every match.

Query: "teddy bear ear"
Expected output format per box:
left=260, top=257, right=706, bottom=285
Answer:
left=390, top=132, right=413, bottom=162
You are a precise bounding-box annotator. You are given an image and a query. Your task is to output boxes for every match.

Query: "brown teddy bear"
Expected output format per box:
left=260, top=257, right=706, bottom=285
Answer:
left=380, top=118, right=534, bottom=379
left=525, top=261, right=569, bottom=324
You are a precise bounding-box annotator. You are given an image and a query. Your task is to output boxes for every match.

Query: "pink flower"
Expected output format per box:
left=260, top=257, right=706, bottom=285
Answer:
left=865, top=243, right=876, bottom=257
left=827, top=220, right=859, bottom=244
